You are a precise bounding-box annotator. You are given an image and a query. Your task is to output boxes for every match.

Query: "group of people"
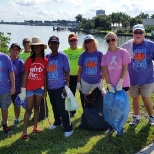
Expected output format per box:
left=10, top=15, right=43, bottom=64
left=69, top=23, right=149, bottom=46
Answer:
left=0, top=24, right=154, bottom=139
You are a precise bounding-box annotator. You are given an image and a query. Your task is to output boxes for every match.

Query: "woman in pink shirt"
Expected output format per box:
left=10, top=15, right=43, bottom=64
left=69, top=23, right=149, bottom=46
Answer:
left=101, top=32, right=131, bottom=136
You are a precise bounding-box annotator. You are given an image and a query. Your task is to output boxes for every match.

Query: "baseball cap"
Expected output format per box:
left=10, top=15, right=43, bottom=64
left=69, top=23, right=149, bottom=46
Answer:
left=48, top=36, right=60, bottom=43
left=83, top=34, right=94, bottom=42
left=10, top=43, right=21, bottom=50
left=133, top=24, right=145, bottom=32
left=68, top=34, right=78, bottom=41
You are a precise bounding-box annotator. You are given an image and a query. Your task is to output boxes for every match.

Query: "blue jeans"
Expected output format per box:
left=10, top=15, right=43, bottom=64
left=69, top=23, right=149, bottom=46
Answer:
left=26, top=88, right=44, bottom=97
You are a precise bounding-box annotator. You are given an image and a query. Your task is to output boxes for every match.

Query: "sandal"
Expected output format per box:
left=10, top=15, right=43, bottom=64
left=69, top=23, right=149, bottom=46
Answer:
left=21, top=134, right=29, bottom=139
left=33, top=128, right=41, bottom=133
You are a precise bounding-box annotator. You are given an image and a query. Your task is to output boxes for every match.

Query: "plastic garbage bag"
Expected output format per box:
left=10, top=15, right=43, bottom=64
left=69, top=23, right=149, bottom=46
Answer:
left=15, top=94, right=27, bottom=109
left=103, top=90, right=130, bottom=132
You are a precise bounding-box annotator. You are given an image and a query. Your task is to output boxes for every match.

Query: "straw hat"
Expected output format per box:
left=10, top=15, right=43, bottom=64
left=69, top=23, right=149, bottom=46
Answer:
left=30, top=36, right=47, bottom=49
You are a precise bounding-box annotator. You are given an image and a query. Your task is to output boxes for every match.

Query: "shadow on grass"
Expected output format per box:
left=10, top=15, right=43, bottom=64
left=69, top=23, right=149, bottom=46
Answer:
left=88, top=123, right=150, bottom=154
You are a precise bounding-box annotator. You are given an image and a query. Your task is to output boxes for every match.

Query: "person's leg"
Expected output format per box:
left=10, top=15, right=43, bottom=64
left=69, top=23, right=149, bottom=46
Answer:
left=48, top=89, right=62, bottom=126
left=142, top=97, right=153, bottom=115
left=33, top=94, right=42, bottom=130
left=22, top=95, right=34, bottom=135
left=69, top=75, right=77, bottom=116
left=129, top=85, right=140, bottom=126
left=79, top=91, right=85, bottom=109
left=1, top=109, right=8, bottom=125
left=55, top=87, right=73, bottom=132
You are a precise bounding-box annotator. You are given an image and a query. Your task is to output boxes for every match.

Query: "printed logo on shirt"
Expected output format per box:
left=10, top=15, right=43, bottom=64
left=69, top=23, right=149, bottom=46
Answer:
left=108, top=56, right=121, bottom=71
left=28, top=63, right=44, bottom=80
left=132, top=49, right=147, bottom=70
left=0, top=61, right=2, bottom=80
left=47, top=60, right=58, bottom=80
left=85, top=57, right=97, bottom=75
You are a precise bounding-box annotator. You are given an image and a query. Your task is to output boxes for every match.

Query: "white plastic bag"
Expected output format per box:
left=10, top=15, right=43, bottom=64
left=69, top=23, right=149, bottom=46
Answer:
left=65, top=85, right=79, bottom=111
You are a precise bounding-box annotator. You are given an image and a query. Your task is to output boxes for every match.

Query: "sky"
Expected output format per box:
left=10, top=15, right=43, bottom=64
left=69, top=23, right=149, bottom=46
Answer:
left=0, top=0, right=154, bottom=22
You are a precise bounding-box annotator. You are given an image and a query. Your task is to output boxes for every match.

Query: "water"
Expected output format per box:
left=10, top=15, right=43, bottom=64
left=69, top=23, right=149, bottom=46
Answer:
left=0, top=24, right=132, bottom=54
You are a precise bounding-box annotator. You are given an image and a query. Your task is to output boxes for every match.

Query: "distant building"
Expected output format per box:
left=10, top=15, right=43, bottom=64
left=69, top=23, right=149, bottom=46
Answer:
left=143, top=19, right=154, bottom=27
left=96, top=10, right=105, bottom=15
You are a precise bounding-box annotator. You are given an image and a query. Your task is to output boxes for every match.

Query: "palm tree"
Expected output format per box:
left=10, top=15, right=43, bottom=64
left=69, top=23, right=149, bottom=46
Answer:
left=138, top=12, right=149, bottom=19
left=75, top=14, right=83, bottom=23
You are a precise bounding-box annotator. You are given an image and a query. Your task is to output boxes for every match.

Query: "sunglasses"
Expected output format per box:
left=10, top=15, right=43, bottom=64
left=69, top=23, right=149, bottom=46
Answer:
left=106, top=38, right=116, bottom=43
left=133, top=31, right=144, bottom=35
left=69, top=39, right=77, bottom=42
left=84, top=39, right=93, bottom=44
left=23, top=41, right=30, bottom=44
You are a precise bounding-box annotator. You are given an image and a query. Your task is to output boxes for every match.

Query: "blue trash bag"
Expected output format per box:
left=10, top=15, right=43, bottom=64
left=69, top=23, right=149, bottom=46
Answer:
left=15, top=94, right=27, bottom=109
left=103, top=90, right=130, bottom=132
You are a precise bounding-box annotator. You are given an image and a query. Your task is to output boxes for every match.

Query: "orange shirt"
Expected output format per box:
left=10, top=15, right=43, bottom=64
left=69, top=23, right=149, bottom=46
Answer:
left=25, top=57, right=48, bottom=90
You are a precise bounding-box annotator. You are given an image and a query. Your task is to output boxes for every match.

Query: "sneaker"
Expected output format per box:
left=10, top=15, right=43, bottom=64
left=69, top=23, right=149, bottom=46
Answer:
left=49, top=124, right=58, bottom=130
left=106, top=126, right=115, bottom=134
left=13, top=119, right=20, bottom=126
left=116, top=128, right=124, bottom=137
left=129, top=116, right=140, bottom=126
left=64, top=130, right=74, bottom=137
left=149, top=116, right=154, bottom=126
left=3, top=125, right=12, bottom=133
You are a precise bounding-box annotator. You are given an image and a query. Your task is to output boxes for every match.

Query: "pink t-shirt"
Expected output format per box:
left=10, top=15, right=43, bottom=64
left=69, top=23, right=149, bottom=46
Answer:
left=101, top=48, right=130, bottom=87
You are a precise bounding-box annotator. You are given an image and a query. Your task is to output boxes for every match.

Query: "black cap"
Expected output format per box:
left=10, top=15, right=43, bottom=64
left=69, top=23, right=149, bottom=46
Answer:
left=10, top=43, right=21, bottom=50
left=48, top=36, right=60, bottom=43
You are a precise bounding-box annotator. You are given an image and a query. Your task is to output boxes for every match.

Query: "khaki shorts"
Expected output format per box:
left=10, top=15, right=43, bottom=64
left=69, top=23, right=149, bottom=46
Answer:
left=129, top=83, right=154, bottom=97
left=81, top=78, right=99, bottom=94
left=0, top=92, right=11, bottom=110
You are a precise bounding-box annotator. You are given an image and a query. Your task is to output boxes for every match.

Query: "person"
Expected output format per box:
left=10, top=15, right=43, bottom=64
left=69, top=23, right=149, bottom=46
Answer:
left=20, top=36, right=48, bottom=139
left=77, top=34, right=104, bottom=105
left=47, top=35, right=73, bottom=137
left=101, top=32, right=131, bottom=136
left=9, top=43, right=24, bottom=126
left=63, top=34, right=84, bottom=116
left=121, top=24, right=154, bottom=126
left=0, top=51, right=15, bottom=133
left=19, top=38, right=31, bottom=62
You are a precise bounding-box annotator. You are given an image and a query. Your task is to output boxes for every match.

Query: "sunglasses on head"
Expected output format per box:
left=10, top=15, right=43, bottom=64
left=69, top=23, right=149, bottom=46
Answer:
left=23, top=41, right=30, bottom=44
left=106, top=38, right=115, bottom=43
left=133, top=31, right=144, bottom=35
left=84, top=39, right=93, bottom=44
left=69, top=39, right=77, bottom=42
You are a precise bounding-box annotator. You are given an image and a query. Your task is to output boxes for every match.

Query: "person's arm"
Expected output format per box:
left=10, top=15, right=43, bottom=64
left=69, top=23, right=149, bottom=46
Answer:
left=21, top=71, right=28, bottom=88
left=102, top=66, right=110, bottom=84
left=65, top=70, right=70, bottom=87
left=10, top=72, right=15, bottom=95
left=77, top=66, right=83, bottom=82
left=120, top=64, right=128, bottom=79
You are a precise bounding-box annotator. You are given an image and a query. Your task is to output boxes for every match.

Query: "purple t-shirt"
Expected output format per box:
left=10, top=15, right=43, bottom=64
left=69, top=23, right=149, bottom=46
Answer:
left=128, top=39, right=154, bottom=85
left=78, top=50, right=103, bottom=84
left=0, top=53, right=14, bottom=94
left=12, top=58, right=24, bottom=94
left=46, top=52, right=70, bottom=89
left=101, top=48, right=130, bottom=87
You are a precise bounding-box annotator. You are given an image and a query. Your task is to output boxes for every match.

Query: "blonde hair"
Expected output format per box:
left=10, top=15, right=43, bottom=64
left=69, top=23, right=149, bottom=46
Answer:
left=82, top=39, right=98, bottom=51
left=105, top=31, right=118, bottom=39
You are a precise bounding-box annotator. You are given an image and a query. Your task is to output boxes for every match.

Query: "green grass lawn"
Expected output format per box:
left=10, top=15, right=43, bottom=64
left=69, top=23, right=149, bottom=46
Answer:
left=0, top=92, right=154, bottom=154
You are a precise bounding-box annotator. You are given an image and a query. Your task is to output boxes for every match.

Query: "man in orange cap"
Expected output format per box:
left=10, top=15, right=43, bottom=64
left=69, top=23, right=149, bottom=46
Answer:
left=63, top=34, right=84, bottom=116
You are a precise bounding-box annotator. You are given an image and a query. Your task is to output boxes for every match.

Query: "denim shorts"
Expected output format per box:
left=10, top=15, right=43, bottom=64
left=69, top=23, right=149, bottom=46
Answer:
left=0, top=92, right=11, bottom=109
left=26, top=88, right=44, bottom=97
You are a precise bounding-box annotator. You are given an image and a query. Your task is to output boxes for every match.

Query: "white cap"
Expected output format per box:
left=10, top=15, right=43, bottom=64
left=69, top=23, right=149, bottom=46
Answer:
left=83, top=34, right=94, bottom=41
left=133, top=24, right=145, bottom=32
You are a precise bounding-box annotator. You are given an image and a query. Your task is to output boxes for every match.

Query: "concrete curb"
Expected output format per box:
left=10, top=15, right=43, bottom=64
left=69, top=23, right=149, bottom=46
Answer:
left=136, top=143, right=154, bottom=154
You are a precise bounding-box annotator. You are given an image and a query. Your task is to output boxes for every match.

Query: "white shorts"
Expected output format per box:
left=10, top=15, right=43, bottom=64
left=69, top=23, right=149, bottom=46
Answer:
left=81, top=78, right=99, bottom=94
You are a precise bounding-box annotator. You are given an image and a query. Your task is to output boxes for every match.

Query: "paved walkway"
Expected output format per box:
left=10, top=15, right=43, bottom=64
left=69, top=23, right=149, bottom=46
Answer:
left=136, top=143, right=154, bottom=154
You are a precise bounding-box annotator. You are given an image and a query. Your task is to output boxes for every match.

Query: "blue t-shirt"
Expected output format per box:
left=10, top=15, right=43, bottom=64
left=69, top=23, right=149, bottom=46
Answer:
left=78, top=50, right=103, bottom=84
left=46, top=52, right=70, bottom=89
left=0, top=53, right=14, bottom=94
left=12, top=58, right=24, bottom=94
left=128, top=39, right=154, bottom=85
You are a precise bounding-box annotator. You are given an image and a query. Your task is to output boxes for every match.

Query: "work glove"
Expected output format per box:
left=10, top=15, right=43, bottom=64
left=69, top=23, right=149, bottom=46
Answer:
left=107, top=84, right=115, bottom=93
left=19, top=87, right=26, bottom=101
left=116, top=79, right=124, bottom=91
left=98, top=79, right=104, bottom=90
left=77, top=82, right=81, bottom=91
